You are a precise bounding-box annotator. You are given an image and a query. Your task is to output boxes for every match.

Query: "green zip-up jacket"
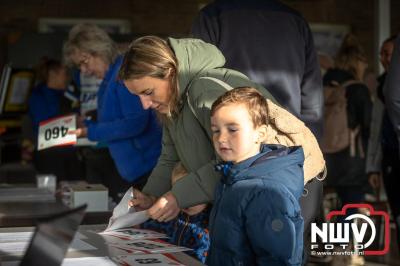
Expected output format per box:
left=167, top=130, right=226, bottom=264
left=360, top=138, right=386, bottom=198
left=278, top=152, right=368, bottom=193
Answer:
left=142, top=38, right=275, bottom=208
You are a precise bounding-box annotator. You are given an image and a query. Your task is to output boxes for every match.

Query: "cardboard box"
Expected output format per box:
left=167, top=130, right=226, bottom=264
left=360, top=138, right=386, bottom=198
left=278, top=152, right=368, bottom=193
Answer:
left=67, top=183, right=108, bottom=212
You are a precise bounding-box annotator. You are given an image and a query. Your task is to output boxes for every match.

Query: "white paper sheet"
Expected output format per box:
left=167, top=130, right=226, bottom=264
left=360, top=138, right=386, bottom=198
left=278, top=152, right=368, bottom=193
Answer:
left=106, top=210, right=149, bottom=232
left=100, top=228, right=166, bottom=241
left=107, top=239, right=191, bottom=254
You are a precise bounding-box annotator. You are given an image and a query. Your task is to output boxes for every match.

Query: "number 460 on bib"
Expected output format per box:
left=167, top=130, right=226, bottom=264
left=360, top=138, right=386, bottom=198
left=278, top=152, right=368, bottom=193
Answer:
left=38, top=114, right=77, bottom=150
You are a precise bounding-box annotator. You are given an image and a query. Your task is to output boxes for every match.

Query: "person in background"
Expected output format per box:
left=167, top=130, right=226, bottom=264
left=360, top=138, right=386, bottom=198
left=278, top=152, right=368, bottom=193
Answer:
left=208, top=87, right=304, bottom=265
left=378, top=34, right=400, bottom=247
left=323, top=34, right=372, bottom=203
left=28, top=57, right=83, bottom=180
left=367, top=35, right=397, bottom=185
left=139, top=162, right=210, bottom=263
left=63, top=24, right=162, bottom=201
left=191, top=0, right=324, bottom=259
left=191, top=0, right=323, bottom=138
left=29, top=58, right=77, bottom=134
left=384, top=35, right=400, bottom=148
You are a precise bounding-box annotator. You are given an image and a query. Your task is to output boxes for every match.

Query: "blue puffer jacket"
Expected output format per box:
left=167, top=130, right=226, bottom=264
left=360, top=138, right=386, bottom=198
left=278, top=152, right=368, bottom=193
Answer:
left=208, top=144, right=304, bottom=266
left=86, top=56, right=162, bottom=182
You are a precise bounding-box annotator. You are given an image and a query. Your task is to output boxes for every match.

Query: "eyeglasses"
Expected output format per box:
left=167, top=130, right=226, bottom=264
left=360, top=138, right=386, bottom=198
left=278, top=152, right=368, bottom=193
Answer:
left=76, top=54, right=91, bottom=69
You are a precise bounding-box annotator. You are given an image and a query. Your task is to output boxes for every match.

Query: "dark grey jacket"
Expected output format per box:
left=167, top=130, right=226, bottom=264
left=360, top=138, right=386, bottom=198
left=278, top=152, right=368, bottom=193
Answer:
left=383, top=35, right=400, bottom=152
left=191, top=0, right=323, bottom=139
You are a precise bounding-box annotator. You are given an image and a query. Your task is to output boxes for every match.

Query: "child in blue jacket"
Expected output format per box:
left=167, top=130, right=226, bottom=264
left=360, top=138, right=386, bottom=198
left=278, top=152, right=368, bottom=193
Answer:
left=140, top=162, right=210, bottom=263
left=29, top=59, right=78, bottom=136
left=208, top=87, right=305, bottom=266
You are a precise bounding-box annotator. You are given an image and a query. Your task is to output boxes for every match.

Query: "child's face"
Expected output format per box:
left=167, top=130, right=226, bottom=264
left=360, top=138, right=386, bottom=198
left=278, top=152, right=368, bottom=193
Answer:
left=211, top=103, right=264, bottom=164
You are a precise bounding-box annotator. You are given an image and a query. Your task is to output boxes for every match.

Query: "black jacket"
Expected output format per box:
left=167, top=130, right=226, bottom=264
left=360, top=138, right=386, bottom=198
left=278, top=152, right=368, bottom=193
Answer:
left=191, top=0, right=323, bottom=139
left=383, top=35, right=400, bottom=152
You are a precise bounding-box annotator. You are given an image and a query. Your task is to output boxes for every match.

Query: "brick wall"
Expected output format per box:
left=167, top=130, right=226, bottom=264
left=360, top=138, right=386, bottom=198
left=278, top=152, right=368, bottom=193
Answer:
left=0, top=0, right=399, bottom=70
left=0, top=0, right=211, bottom=35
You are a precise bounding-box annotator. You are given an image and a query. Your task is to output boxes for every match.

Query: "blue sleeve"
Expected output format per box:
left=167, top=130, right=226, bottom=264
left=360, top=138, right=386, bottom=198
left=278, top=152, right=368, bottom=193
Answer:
left=383, top=35, right=400, bottom=151
left=28, top=92, right=49, bottom=134
left=86, top=81, right=150, bottom=142
left=245, top=185, right=304, bottom=266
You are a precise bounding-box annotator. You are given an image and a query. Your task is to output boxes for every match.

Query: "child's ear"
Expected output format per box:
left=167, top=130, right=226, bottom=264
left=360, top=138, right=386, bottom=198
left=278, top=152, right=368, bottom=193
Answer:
left=257, top=125, right=268, bottom=143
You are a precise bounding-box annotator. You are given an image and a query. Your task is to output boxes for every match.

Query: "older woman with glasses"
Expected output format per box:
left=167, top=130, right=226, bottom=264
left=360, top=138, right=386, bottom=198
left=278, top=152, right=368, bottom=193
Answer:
left=63, top=24, right=162, bottom=195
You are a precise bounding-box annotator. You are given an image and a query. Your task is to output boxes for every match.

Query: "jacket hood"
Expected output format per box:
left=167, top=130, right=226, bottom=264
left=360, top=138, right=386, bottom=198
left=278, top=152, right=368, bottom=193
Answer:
left=167, top=38, right=226, bottom=96
left=323, top=68, right=354, bottom=86
left=216, top=144, right=304, bottom=199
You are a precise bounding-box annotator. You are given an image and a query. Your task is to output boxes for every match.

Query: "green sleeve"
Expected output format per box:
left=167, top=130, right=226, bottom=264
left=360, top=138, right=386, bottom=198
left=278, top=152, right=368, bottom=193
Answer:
left=142, top=126, right=178, bottom=197
left=172, top=161, right=221, bottom=208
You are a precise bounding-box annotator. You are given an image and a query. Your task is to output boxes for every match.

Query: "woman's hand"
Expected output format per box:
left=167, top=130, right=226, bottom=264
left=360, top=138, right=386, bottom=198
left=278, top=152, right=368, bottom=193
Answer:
left=128, top=189, right=156, bottom=211
left=148, top=191, right=180, bottom=222
left=68, top=127, right=88, bottom=138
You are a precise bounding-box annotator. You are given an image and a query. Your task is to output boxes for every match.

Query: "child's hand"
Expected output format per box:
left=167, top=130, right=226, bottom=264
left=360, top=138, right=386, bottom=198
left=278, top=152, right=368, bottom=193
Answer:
left=128, top=189, right=156, bottom=211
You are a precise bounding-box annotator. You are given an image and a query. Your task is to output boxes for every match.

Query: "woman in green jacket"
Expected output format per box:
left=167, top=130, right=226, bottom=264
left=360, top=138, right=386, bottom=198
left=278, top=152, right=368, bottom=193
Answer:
left=118, top=36, right=324, bottom=223
left=119, top=36, right=274, bottom=222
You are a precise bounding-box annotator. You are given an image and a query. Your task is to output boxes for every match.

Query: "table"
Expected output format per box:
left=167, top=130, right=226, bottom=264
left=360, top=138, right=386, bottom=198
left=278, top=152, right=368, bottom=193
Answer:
left=0, top=184, right=112, bottom=227
left=0, top=200, right=112, bottom=227
left=0, top=200, right=68, bottom=227
left=0, top=224, right=204, bottom=265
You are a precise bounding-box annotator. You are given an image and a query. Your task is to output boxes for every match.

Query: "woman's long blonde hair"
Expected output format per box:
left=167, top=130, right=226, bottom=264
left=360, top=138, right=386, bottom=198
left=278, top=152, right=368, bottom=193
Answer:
left=335, top=34, right=367, bottom=81
left=119, top=36, right=180, bottom=121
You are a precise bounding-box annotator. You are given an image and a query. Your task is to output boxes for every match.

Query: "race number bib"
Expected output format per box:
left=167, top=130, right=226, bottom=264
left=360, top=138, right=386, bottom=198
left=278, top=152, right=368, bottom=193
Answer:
left=38, top=115, right=77, bottom=150
left=115, top=254, right=184, bottom=266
